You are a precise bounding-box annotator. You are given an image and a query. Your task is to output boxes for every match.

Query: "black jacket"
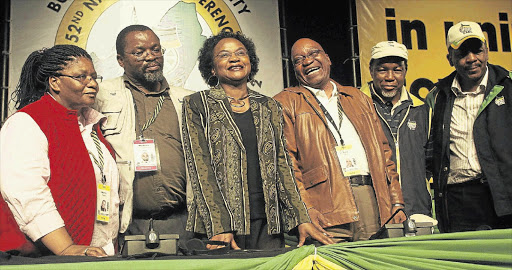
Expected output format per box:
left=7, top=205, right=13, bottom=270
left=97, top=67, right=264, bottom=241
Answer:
left=426, top=64, right=512, bottom=232
left=362, top=83, right=432, bottom=217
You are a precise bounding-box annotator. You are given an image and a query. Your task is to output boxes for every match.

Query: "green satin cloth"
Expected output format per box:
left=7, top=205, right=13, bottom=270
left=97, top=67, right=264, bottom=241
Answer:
left=4, top=229, right=511, bottom=270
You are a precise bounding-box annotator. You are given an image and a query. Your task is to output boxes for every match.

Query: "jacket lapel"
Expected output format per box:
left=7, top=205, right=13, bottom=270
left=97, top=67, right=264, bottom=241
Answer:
left=248, top=92, right=262, bottom=150
left=477, top=67, right=507, bottom=117
left=207, top=87, right=245, bottom=149
left=334, top=82, right=364, bottom=134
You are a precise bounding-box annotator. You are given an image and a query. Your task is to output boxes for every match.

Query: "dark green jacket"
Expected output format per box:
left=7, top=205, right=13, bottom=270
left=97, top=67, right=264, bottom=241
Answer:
left=426, top=64, right=512, bottom=232
left=182, top=87, right=310, bottom=238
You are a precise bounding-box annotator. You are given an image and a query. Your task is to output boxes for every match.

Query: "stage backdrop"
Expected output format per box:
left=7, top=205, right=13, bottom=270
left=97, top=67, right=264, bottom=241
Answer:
left=356, top=0, right=512, bottom=100
left=8, top=0, right=282, bottom=115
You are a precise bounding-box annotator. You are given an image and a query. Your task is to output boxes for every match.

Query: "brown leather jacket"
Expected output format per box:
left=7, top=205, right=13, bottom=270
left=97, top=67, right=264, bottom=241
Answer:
left=274, top=80, right=404, bottom=227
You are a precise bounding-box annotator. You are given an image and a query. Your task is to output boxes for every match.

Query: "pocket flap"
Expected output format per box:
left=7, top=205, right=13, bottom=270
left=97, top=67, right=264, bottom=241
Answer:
left=100, top=103, right=123, bottom=131
left=302, top=165, right=328, bottom=189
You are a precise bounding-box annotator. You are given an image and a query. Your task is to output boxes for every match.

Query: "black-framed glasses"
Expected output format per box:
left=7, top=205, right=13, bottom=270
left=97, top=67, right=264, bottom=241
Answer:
left=125, top=47, right=166, bottom=61
left=57, top=74, right=103, bottom=84
left=293, top=49, right=324, bottom=66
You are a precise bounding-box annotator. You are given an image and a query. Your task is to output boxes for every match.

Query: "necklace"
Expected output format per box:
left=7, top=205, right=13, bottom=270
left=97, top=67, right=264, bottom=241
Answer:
left=227, top=94, right=249, bottom=108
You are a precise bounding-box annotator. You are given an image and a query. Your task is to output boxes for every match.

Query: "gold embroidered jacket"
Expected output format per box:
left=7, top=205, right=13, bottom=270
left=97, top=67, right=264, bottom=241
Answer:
left=182, top=87, right=310, bottom=238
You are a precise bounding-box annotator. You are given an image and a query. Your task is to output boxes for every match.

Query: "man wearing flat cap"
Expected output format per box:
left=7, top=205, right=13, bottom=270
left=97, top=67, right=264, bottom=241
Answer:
left=274, top=38, right=406, bottom=243
left=361, top=41, right=434, bottom=223
left=426, top=21, right=512, bottom=232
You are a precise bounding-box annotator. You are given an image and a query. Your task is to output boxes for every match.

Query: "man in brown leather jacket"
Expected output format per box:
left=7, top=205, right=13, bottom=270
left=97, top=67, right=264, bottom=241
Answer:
left=274, top=38, right=406, bottom=242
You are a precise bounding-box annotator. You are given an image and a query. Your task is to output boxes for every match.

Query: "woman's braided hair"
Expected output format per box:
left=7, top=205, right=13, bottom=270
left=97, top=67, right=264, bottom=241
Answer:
left=11, top=44, right=92, bottom=110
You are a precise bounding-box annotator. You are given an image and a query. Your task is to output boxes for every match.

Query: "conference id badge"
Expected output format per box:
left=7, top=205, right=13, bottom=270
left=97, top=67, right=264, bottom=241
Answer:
left=133, top=138, right=158, bottom=172
left=96, top=183, right=110, bottom=223
left=336, top=144, right=361, bottom=177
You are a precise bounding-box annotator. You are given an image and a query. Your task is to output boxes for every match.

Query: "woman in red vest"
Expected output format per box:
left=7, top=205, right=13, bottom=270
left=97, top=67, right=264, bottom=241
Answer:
left=0, top=45, right=119, bottom=257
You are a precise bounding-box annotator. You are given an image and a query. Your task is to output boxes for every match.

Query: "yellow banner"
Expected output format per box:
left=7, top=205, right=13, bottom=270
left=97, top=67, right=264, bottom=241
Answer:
left=356, top=0, right=512, bottom=100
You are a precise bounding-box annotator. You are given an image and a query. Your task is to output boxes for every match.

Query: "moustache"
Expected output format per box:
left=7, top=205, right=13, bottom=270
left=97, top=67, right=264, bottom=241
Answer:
left=143, top=62, right=162, bottom=70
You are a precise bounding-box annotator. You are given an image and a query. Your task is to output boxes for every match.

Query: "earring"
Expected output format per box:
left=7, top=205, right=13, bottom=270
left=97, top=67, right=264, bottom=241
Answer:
left=207, top=75, right=220, bottom=89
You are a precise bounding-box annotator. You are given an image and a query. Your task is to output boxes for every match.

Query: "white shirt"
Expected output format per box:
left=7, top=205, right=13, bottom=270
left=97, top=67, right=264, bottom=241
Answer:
left=447, top=68, right=488, bottom=184
left=0, top=107, right=119, bottom=255
left=304, top=82, right=370, bottom=175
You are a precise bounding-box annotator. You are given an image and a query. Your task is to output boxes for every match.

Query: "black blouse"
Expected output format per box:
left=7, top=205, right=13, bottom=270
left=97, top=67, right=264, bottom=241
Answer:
left=232, top=109, right=266, bottom=220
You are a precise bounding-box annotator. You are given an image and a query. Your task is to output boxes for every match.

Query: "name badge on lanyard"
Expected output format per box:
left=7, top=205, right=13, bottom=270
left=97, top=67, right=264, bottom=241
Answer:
left=336, top=144, right=361, bottom=177
left=97, top=183, right=111, bottom=223
left=90, top=129, right=110, bottom=223
left=133, top=138, right=158, bottom=172
left=133, top=94, right=164, bottom=172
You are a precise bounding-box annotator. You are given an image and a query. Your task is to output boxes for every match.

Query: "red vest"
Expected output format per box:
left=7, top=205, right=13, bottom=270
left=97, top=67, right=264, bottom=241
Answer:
left=0, top=94, right=114, bottom=253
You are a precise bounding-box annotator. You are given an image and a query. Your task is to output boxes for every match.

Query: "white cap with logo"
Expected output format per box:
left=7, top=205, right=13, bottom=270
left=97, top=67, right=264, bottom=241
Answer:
left=446, top=21, right=486, bottom=49
left=370, top=41, right=408, bottom=61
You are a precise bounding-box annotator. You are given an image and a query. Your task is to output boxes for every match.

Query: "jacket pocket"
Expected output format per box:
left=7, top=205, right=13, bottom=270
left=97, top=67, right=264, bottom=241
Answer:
left=100, top=103, right=124, bottom=136
left=116, top=160, right=132, bottom=205
left=302, top=165, right=334, bottom=212
left=302, top=165, right=328, bottom=189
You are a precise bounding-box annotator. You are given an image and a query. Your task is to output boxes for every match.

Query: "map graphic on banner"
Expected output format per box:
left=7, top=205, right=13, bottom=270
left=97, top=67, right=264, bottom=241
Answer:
left=9, top=0, right=282, bottom=115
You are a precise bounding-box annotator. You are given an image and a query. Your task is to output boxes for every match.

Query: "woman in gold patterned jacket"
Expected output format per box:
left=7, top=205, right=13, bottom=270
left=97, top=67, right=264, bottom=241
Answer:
left=182, top=31, right=334, bottom=250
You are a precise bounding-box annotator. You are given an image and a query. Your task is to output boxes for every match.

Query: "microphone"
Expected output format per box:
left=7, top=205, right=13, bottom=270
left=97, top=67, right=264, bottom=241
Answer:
left=145, top=218, right=160, bottom=249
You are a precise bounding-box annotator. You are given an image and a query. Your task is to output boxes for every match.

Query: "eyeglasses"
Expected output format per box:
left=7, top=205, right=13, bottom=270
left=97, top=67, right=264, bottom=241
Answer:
left=57, top=74, right=103, bottom=84
left=215, top=49, right=248, bottom=60
left=293, top=49, right=323, bottom=66
left=126, top=47, right=166, bottom=61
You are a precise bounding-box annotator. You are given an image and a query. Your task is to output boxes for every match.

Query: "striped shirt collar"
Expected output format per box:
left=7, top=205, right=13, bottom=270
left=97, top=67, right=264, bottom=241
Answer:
left=450, top=66, right=489, bottom=96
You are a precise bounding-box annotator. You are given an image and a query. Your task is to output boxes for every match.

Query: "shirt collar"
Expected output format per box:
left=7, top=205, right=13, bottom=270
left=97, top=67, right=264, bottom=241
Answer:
left=450, top=66, right=489, bottom=96
left=123, top=73, right=169, bottom=95
left=78, top=107, right=106, bottom=130
left=47, top=92, right=105, bottom=126
left=303, top=81, right=338, bottom=99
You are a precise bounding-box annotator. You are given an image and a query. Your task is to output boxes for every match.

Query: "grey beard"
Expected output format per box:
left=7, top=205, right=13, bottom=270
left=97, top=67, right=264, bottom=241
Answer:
left=381, top=89, right=398, bottom=98
left=143, top=70, right=164, bottom=83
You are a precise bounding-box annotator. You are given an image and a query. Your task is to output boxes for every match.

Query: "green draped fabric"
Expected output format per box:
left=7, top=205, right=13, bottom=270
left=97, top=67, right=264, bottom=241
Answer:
left=3, top=229, right=511, bottom=270
left=316, top=229, right=512, bottom=270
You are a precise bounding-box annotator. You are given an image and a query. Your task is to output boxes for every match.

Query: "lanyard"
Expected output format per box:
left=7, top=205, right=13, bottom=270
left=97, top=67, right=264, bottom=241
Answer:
left=138, top=94, right=165, bottom=139
left=310, top=93, right=345, bottom=146
left=89, top=129, right=106, bottom=184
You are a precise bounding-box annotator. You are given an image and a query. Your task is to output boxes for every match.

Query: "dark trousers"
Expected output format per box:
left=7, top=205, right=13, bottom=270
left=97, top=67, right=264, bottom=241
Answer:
left=446, top=179, right=512, bottom=232
left=234, top=219, right=284, bottom=250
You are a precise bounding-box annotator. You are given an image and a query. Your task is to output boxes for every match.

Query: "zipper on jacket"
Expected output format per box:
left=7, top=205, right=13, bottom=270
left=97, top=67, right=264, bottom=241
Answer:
left=373, top=103, right=411, bottom=183
left=300, top=91, right=356, bottom=217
